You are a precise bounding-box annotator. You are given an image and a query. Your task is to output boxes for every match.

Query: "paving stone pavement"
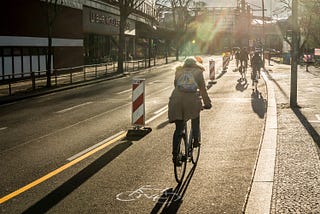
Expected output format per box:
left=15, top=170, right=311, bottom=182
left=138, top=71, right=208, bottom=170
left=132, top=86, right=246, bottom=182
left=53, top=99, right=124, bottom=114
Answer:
left=267, top=63, right=320, bottom=213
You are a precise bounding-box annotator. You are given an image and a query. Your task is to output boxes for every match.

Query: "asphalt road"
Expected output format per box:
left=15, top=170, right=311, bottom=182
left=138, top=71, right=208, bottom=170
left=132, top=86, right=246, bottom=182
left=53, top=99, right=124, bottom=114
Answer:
left=0, top=56, right=267, bottom=213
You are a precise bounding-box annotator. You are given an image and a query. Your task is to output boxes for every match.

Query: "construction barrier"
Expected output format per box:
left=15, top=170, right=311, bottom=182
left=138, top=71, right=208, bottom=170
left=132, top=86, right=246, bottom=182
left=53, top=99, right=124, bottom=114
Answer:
left=209, top=60, right=215, bottom=80
left=223, top=55, right=230, bottom=71
left=132, top=78, right=145, bottom=126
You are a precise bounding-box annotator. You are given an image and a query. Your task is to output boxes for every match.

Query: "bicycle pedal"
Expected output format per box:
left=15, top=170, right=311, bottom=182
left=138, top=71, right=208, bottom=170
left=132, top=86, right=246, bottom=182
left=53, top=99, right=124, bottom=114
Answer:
left=181, top=155, right=187, bottom=162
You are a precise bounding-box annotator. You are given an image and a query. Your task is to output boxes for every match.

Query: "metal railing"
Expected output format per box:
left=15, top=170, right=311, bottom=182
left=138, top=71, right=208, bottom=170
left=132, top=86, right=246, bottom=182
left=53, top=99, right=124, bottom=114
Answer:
left=0, top=57, right=175, bottom=97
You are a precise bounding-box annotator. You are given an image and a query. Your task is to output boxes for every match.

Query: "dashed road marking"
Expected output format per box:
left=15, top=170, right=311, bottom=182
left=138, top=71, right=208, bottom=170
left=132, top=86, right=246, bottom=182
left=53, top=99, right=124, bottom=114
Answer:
left=55, top=102, right=93, bottom=113
left=0, top=127, right=8, bottom=131
left=67, top=131, right=126, bottom=161
left=145, top=106, right=168, bottom=124
left=154, top=105, right=168, bottom=115
left=117, top=89, right=131, bottom=94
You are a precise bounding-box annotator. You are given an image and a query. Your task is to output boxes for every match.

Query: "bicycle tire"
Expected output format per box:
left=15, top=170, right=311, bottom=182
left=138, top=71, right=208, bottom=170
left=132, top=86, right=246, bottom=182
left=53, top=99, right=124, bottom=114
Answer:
left=174, top=132, right=187, bottom=183
left=190, top=130, right=201, bottom=164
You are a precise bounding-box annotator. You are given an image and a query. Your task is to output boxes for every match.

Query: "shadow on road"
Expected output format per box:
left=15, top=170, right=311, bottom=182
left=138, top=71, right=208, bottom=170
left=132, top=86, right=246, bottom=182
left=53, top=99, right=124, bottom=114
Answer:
left=150, top=164, right=198, bottom=214
left=264, top=70, right=289, bottom=99
left=157, top=120, right=170, bottom=129
left=126, top=127, right=152, bottom=141
left=292, top=107, right=320, bottom=151
left=251, top=90, right=267, bottom=119
left=21, top=141, right=133, bottom=214
left=236, top=78, right=248, bottom=92
left=215, top=70, right=227, bottom=80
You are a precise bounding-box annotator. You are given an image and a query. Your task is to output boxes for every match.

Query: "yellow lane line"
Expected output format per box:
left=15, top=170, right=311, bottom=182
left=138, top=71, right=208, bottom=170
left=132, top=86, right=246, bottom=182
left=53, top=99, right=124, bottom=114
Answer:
left=0, top=132, right=127, bottom=204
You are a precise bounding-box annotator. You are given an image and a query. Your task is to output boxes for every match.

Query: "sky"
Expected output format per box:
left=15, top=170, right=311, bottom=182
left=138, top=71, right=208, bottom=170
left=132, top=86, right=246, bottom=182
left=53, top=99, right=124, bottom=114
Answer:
left=201, top=0, right=286, bottom=18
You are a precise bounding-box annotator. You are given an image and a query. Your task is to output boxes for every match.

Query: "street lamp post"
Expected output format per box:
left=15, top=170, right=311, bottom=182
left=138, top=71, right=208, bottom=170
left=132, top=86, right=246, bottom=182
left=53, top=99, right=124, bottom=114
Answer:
left=262, top=0, right=265, bottom=68
left=290, top=0, right=299, bottom=107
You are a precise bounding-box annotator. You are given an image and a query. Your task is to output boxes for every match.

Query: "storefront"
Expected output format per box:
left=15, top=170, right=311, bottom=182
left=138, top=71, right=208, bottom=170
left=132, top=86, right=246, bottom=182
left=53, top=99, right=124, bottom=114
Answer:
left=83, top=6, right=136, bottom=64
left=0, top=0, right=168, bottom=80
left=0, top=0, right=83, bottom=80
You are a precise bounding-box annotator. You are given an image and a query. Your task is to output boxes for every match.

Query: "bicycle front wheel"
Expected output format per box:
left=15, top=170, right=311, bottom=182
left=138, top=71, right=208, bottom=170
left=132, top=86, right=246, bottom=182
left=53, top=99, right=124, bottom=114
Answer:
left=190, top=130, right=201, bottom=164
left=174, top=133, right=187, bottom=183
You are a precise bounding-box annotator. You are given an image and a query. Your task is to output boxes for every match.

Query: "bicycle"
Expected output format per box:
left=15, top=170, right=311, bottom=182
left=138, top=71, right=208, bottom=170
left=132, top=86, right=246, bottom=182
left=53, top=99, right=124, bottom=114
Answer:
left=173, top=116, right=202, bottom=183
left=239, top=65, right=247, bottom=81
left=251, top=67, right=259, bottom=92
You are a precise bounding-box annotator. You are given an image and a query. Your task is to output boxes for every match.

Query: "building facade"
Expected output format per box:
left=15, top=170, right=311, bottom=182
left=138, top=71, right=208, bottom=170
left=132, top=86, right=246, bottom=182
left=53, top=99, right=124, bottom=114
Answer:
left=0, top=0, right=163, bottom=80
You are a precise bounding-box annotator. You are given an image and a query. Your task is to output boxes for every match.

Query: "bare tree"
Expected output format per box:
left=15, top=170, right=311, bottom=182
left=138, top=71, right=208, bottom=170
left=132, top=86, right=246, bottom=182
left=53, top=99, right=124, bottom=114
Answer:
left=276, top=0, right=320, bottom=52
left=43, top=0, right=63, bottom=87
left=163, top=0, right=194, bottom=59
left=111, top=0, right=145, bottom=73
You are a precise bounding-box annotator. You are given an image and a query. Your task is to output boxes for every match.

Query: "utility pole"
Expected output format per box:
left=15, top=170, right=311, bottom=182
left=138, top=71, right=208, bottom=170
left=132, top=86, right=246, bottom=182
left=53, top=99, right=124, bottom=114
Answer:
left=290, top=0, right=298, bottom=107
left=262, top=0, right=265, bottom=68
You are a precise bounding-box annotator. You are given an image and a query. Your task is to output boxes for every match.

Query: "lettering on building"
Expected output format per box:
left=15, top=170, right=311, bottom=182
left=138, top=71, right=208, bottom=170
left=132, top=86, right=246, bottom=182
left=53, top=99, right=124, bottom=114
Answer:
left=89, top=11, right=131, bottom=30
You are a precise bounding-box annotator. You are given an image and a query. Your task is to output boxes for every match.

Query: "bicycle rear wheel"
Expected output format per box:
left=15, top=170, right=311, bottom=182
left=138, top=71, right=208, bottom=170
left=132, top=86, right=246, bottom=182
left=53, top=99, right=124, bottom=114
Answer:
left=174, top=133, right=187, bottom=183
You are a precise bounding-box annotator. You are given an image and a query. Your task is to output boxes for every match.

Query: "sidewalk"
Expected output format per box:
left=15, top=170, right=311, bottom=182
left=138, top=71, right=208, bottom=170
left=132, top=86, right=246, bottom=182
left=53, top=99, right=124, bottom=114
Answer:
left=246, top=62, right=320, bottom=213
left=0, top=57, right=177, bottom=105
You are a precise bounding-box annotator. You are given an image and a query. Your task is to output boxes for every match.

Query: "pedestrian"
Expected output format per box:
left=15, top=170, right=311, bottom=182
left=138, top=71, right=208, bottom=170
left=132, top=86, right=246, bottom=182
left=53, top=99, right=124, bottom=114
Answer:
left=168, top=57, right=211, bottom=165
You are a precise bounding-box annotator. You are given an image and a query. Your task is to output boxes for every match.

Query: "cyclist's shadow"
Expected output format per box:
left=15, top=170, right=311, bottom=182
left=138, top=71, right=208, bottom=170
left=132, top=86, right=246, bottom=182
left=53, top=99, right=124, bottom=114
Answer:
left=251, top=89, right=267, bottom=118
left=150, top=164, right=197, bottom=214
left=236, top=78, right=248, bottom=92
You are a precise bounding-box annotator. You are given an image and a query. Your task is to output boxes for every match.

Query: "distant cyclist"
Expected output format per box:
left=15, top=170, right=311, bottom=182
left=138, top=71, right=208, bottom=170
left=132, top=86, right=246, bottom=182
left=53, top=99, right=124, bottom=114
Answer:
left=251, top=52, right=263, bottom=77
left=235, top=50, right=240, bottom=68
left=251, top=52, right=263, bottom=85
left=168, top=57, right=212, bottom=164
left=240, top=47, right=249, bottom=69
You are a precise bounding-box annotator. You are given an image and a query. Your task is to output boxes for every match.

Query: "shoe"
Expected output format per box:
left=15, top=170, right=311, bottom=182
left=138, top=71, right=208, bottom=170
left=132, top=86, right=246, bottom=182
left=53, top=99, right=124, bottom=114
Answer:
left=193, top=141, right=201, bottom=148
left=173, top=155, right=182, bottom=167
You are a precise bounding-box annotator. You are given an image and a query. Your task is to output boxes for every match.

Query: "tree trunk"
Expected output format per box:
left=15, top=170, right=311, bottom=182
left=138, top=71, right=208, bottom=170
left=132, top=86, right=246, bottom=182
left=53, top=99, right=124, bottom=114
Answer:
left=175, top=47, right=179, bottom=61
left=118, top=15, right=126, bottom=73
left=47, top=28, right=52, bottom=87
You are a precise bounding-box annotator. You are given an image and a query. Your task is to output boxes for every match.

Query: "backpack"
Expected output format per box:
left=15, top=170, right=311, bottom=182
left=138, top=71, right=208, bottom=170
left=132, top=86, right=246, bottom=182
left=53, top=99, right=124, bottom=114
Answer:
left=176, top=71, right=198, bottom=93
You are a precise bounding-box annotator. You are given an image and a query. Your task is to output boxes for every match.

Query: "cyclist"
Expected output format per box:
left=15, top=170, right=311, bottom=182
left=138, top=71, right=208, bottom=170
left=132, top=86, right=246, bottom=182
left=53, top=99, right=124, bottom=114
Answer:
left=239, top=64, right=246, bottom=81
left=235, top=50, right=240, bottom=68
left=240, top=47, right=249, bottom=69
left=251, top=52, right=263, bottom=86
left=168, top=57, right=212, bottom=165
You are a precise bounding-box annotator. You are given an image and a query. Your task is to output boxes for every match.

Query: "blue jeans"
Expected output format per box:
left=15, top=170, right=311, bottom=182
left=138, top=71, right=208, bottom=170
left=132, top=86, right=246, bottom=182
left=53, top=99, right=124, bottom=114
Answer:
left=172, top=117, right=200, bottom=155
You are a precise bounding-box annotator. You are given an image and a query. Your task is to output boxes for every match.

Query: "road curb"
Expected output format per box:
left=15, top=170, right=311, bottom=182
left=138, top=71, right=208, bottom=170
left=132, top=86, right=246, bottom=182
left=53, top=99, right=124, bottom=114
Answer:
left=244, top=70, right=278, bottom=213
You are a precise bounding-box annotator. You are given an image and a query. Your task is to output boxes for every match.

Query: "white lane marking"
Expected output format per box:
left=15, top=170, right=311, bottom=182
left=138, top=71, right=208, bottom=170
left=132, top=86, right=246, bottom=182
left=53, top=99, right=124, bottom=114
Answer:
left=67, top=131, right=126, bottom=161
left=117, top=89, right=131, bottom=94
left=146, top=107, right=168, bottom=124
left=154, top=105, right=168, bottom=115
left=2, top=102, right=130, bottom=155
left=55, top=102, right=93, bottom=113
left=316, top=114, right=320, bottom=121
left=147, top=80, right=160, bottom=85
left=213, top=98, right=252, bottom=102
left=0, top=127, right=8, bottom=131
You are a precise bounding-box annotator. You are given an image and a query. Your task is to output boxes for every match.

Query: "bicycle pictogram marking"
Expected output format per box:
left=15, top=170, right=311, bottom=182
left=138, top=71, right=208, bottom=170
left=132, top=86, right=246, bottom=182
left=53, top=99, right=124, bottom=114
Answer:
left=116, top=185, right=181, bottom=203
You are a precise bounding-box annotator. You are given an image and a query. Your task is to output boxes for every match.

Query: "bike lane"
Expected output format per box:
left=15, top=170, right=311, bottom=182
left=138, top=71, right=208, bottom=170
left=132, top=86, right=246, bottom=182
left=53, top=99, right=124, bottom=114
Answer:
left=1, top=57, right=266, bottom=213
